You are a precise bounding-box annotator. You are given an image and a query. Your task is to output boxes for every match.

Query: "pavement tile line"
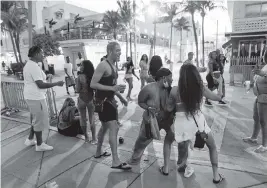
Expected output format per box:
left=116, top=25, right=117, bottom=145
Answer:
left=240, top=182, right=267, bottom=188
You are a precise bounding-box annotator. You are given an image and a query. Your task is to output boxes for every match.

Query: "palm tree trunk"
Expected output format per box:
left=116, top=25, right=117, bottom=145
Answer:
left=14, top=32, right=23, bottom=63
left=169, top=22, right=173, bottom=61
left=9, top=30, right=19, bottom=63
left=180, top=29, right=183, bottom=62
left=126, top=32, right=129, bottom=58
left=202, top=15, right=205, bottom=67
left=113, top=32, right=117, bottom=40
left=129, top=32, right=132, bottom=58
left=191, top=13, right=199, bottom=67
left=28, top=0, right=33, bottom=48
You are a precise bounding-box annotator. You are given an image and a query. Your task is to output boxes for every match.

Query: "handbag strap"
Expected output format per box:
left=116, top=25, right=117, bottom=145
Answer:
left=191, top=112, right=205, bottom=130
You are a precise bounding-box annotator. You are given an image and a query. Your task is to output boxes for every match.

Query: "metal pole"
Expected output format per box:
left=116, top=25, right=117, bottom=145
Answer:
left=133, top=0, right=137, bottom=66
left=154, top=23, right=156, bottom=55
left=216, top=20, right=218, bottom=49
left=28, top=1, right=33, bottom=49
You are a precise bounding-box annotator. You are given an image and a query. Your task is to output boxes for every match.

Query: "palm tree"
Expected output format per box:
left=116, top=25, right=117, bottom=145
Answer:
left=183, top=0, right=200, bottom=67
left=173, top=16, right=191, bottom=62
left=158, top=3, right=182, bottom=62
left=1, top=1, right=28, bottom=64
left=195, top=1, right=225, bottom=66
left=102, top=10, right=123, bottom=40
left=117, top=0, right=133, bottom=59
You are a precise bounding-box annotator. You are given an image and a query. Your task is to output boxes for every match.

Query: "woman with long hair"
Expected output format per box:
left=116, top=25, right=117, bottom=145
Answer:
left=139, top=54, right=149, bottom=89
left=205, top=51, right=226, bottom=106
left=58, top=97, right=83, bottom=137
left=124, top=57, right=139, bottom=101
left=76, top=60, right=96, bottom=143
left=147, top=55, right=163, bottom=83
left=168, top=64, right=224, bottom=183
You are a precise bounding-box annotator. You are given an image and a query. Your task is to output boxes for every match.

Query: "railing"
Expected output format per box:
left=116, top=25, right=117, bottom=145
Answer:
left=54, top=31, right=169, bottom=47
left=233, top=17, right=267, bottom=33
left=1, top=80, right=58, bottom=121
left=230, top=56, right=265, bottom=85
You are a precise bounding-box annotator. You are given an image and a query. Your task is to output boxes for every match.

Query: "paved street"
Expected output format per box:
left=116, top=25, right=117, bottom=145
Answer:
left=1, top=63, right=267, bottom=188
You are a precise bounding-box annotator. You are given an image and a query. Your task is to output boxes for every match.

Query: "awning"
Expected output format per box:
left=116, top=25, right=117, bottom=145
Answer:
left=222, top=39, right=232, bottom=49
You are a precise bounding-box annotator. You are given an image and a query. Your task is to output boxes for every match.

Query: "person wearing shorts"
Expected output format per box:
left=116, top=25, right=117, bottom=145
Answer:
left=24, top=46, right=64, bottom=152
left=91, top=42, right=131, bottom=170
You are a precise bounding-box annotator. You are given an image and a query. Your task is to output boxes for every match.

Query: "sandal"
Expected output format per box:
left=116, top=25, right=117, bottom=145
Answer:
left=111, top=163, right=132, bottom=170
left=243, top=137, right=257, bottom=144
left=159, top=166, right=169, bottom=176
left=254, top=145, right=267, bottom=153
left=94, top=151, right=111, bottom=159
left=213, top=174, right=224, bottom=184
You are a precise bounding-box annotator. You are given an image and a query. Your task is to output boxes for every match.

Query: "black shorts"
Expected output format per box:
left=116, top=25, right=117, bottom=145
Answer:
left=98, top=100, right=118, bottom=122
left=158, top=114, right=174, bottom=131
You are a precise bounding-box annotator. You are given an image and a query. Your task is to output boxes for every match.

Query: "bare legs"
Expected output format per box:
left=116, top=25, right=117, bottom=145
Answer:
left=245, top=100, right=267, bottom=149
left=126, top=78, right=133, bottom=100
left=140, top=77, right=146, bottom=89
left=205, top=133, right=220, bottom=181
left=95, top=120, right=122, bottom=166
left=162, top=129, right=175, bottom=173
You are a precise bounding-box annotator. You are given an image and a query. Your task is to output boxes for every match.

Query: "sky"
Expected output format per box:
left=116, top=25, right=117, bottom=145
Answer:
left=65, top=0, right=232, bottom=38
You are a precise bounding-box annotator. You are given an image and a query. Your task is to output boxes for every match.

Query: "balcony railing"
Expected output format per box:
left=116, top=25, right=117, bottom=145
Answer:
left=54, top=30, right=169, bottom=47
left=233, top=17, right=267, bottom=33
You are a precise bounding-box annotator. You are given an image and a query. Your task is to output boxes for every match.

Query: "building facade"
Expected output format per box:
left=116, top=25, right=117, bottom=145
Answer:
left=225, top=1, right=267, bottom=59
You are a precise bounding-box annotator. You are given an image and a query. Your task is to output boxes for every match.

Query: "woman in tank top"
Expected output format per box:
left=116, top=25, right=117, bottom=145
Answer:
left=124, top=57, right=139, bottom=101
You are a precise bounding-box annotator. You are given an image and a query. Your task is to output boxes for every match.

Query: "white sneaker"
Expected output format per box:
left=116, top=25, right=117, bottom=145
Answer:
left=36, top=143, right=53, bottom=152
left=184, top=166, right=194, bottom=178
left=24, top=138, right=37, bottom=146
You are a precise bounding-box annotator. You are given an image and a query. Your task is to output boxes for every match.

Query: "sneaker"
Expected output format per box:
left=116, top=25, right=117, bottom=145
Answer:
left=205, top=100, right=213, bottom=106
left=90, top=140, right=98, bottom=145
left=254, top=145, right=267, bottom=153
left=24, top=138, right=36, bottom=146
left=218, top=100, right=227, bottom=105
left=36, top=143, right=53, bottom=152
left=243, top=137, right=258, bottom=144
left=184, top=166, right=194, bottom=178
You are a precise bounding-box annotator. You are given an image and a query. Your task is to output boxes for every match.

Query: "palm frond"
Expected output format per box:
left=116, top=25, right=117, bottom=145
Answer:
left=173, top=16, right=191, bottom=31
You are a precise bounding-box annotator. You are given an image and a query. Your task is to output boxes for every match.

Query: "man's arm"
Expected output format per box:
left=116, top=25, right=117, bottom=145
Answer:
left=138, top=85, right=150, bottom=110
left=90, top=62, right=114, bottom=91
left=208, top=62, right=214, bottom=76
left=197, top=67, right=207, bottom=73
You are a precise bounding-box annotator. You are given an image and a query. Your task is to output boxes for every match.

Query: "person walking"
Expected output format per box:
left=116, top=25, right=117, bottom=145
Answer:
left=24, top=46, right=64, bottom=151
left=91, top=41, right=131, bottom=170
left=64, top=56, right=76, bottom=95
left=124, top=57, right=139, bottom=101
left=76, top=60, right=97, bottom=144
left=139, top=54, right=149, bottom=89
left=76, top=52, right=84, bottom=75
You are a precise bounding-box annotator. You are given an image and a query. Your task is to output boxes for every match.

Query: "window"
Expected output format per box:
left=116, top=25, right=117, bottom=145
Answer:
left=245, top=2, right=267, bottom=17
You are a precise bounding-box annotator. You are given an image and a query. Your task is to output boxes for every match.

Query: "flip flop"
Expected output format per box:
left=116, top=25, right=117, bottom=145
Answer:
left=94, top=151, right=111, bottom=159
left=111, top=163, right=132, bottom=170
left=159, top=166, right=169, bottom=176
left=213, top=174, right=224, bottom=184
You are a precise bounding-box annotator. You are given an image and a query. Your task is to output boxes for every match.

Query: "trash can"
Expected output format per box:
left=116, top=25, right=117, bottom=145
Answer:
left=48, top=64, right=55, bottom=75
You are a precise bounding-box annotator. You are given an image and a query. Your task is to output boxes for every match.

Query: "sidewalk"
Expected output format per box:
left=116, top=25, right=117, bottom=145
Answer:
left=1, top=84, right=267, bottom=188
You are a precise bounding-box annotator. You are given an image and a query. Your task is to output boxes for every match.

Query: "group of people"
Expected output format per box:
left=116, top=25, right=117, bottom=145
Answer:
left=22, top=40, right=267, bottom=184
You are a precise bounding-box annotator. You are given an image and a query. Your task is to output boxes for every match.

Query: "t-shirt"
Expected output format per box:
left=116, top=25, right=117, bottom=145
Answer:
left=184, top=59, right=194, bottom=64
left=75, top=58, right=84, bottom=71
left=38, top=62, right=42, bottom=69
left=23, top=60, right=47, bottom=100
left=64, top=63, right=73, bottom=77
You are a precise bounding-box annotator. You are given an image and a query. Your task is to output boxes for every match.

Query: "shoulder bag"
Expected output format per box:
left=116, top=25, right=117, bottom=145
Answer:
left=192, top=113, right=208, bottom=149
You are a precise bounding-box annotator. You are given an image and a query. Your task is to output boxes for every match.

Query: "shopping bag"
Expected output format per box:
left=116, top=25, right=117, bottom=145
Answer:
left=149, top=113, right=161, bottom=140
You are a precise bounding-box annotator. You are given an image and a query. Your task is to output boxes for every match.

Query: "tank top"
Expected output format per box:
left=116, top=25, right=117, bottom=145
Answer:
left=95, top=60, right=118, bottom=100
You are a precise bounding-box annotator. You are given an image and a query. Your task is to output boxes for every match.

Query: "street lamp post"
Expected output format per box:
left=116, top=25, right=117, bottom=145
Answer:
left=133, top=0, right=137, bottom=66
left=28, top=1, right=33, bottom=49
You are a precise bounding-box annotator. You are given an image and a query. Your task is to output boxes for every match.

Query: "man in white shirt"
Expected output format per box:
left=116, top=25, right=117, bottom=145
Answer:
left=24, top=46, right=64, bottom=152
left=184, top=52, right=206, bottom=73
left=64, top=56, right=76, bottom=95
left=76, top=52, right=84, bottom=75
